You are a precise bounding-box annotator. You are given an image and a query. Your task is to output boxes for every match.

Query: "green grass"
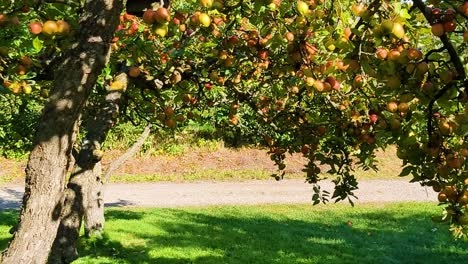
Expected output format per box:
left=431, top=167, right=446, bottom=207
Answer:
left=1, top=203, right=467, bottom=263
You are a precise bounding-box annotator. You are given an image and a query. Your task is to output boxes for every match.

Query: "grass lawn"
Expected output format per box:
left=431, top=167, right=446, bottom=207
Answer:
left=1, top=202, right=468, bottom=263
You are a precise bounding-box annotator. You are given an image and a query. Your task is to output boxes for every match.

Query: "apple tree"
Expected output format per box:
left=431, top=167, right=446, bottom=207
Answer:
left=0, top=0, right=467, bottom=263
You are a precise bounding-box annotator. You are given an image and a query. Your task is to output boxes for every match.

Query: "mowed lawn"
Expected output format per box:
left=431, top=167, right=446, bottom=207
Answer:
left=1, top=203, right=467, bottom=263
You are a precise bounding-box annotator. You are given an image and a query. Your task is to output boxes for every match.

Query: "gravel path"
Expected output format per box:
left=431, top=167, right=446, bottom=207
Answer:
left=0, top=179, right=436, bottom=210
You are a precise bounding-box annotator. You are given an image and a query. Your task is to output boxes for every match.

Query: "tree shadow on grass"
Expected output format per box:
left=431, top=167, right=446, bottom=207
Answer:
left=74, top=206, right=468, bottom=264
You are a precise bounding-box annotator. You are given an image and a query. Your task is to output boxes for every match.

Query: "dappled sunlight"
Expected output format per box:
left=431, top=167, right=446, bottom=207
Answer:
left=1, top=203, right=468, bottom=263
left=74, top=204, right=468, bottom=263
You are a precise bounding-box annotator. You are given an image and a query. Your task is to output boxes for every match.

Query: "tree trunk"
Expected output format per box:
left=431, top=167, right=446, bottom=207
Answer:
left=85, top=125, right=152, bottom=237
left=83, top=164, right=105, bottom=237
left=1, top=1, right=122, bottom=263
left=49, top=74, right=128, bottom=263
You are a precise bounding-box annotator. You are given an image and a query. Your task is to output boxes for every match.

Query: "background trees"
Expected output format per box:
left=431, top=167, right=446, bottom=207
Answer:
left=0, top=0, right=467, bottom=262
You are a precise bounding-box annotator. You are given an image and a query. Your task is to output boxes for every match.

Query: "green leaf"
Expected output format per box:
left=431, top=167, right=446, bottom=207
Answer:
left=399, top=166, right=413, bottom=177
left=32, top=37, right=44, bottom=52
left=399, top=9, right=411, bottom=20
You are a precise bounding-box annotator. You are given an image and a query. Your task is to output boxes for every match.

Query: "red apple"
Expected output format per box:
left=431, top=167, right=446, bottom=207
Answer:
left=29, top=21, right=42, bottom=35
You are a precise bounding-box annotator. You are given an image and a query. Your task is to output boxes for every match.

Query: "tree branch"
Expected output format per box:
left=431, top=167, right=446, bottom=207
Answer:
left=103, top=125, right=151, bottom=182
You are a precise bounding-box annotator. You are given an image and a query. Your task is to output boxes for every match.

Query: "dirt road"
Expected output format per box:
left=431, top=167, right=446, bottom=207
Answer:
left=0, top=179, right=436, bottom=210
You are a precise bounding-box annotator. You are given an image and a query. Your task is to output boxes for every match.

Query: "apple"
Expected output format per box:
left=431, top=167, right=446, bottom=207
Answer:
left=213, top=17, right=224, bottom=26
left=317, top=125, right=327, bottom=136
left=16, top=65, right=27, bottom=75
left=290, top=86, right=300, bottom=94
left=218, top=50, right=228, bottom=60
left=143, top=10, right=156, bottom=24
left=43, top=20, right=58, bottom=36
left=154, top=8, right=170, bottom=23
left=325, top=76, right=340, bottom=90
left=0, top=14, right=8, bottom=26
left=398, top=102, right=409, bottom=113
left=447, top=154, right=463, bottom=169
left=285, top=32, right=294, bottom=42
left=198, top=13, right=211, bottom=27
left=323, top=82, right=332, bottom=92
left=229, top=114, right=238, bottom=125
left=459, top=2, right=468, bottom=16
left=386, top=101, right=398, bottom=113
left=369, top=114, right=378, bottom=124
left=391, top=22, right=405, bottom=39
left=301, top=144, right=310, bottom=155
left=438, top=192, right=447, bottom=202
left=205, top=82, right=213, bottom=90
left=440, top=69, right=453, bottom=83
left=464, top=31, right=468, bottom=42
left=56, top=20, right=71, bottom=35
left=416, top=62, right=429, bottom=74
left=439, top=120, right=452, bottom=135
left=128, top=66, right=141, bottom=78
left=258, top=50, right=268, bottom=60
left=200, top=0, right=213, bottom=8
left=20, top=56, right=33, bottom=68
left=165, top=119, right=176, bottom=128
left=353, top=75, right=364, bottom=88
left=297, top=1, right=309, bottom=16
left=227, top=35, right=240, bottom=45
left=405, top=63, right=416, bottom=74
left=154, top=23, right=168, bottom=37
left=444, top=186, right=458, bottom=201
left=387, top=49, right=401, bottom=61
left=213, top=0, right=224, bottom=10
left=421, top=82, right=435, bottom=94
left=407, top=48, right=422, bottom=60
left=431, top=23, right=444, bottom=37
left=182, top=94, right=192, bottom=104
left=443, top=21, right=456, bottom=33
left=29, top=21, right=42, bottom=35
left=126, top=24, right=138, bottom=35
left=164, top=106, right=175, bottom=116
left=380, top=20, right=393, bottom=34
left=224, top=56, right=235, bottom=67
left=216, top=76, right=225, bottom=85
left=460, top=148, right=468, bottom=157
left=313, top=80, right=325, bottom=92
left=352, top=3, right=367, bottom=17
left=375, top=48, right=387, bottom=60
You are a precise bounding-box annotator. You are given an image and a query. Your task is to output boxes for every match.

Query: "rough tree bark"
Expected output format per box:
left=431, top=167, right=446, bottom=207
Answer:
left=0, top=1, right=122, bottom=263
left=48, top=73, right=128, bottom=263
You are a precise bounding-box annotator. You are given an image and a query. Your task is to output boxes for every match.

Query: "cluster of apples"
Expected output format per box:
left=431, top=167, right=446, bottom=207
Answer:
left=142, top=7, right=171, bottom=37
left=429, top=7, right=460, bottom=37
left=434, top=186, right=468, bottom=225
left=28, top=20, right=70, bottom=36
left=3, top=80, right=32, bottom=95
left=156, top=106, right=188, bottom=129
